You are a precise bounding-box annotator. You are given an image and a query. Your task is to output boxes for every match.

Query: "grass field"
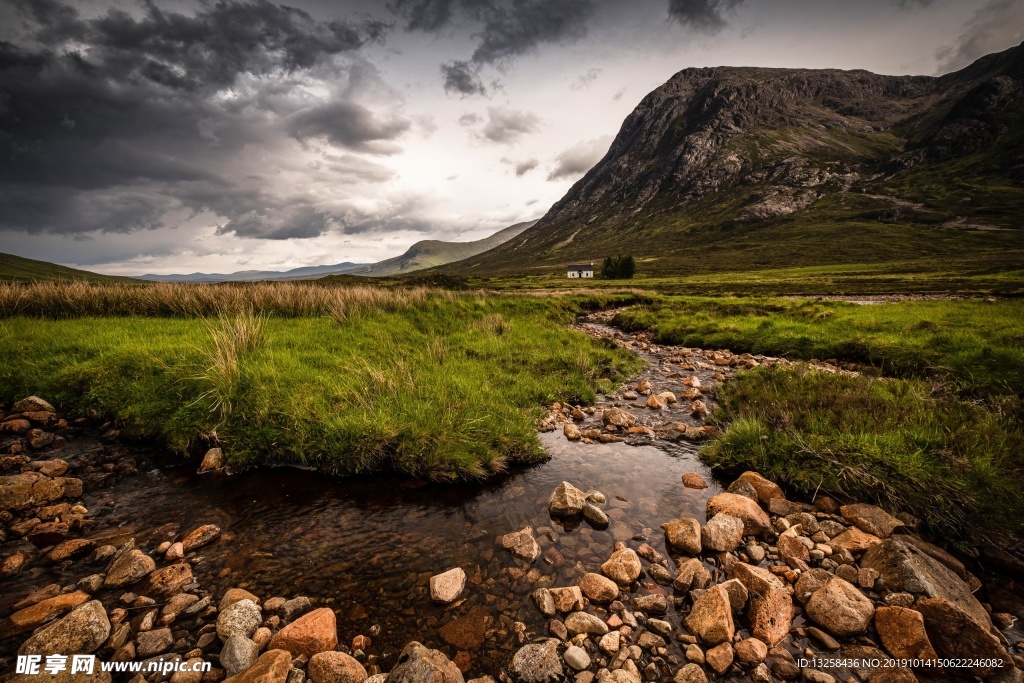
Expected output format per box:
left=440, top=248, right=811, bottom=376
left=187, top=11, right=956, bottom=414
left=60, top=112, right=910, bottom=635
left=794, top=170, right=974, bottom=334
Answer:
left=0, top=285, right=643, bottom=479
left=613, top=296, right=1024, bottom=544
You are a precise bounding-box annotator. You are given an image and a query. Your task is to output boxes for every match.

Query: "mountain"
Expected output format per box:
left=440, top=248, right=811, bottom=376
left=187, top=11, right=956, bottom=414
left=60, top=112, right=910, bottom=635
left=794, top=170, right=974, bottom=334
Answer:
left=0, top=253, right=127, bottom=283
left=136, top=262, right=367, bottom=283
left=351, top=221, right=537, bottom=276
left=446, top=43, right=1024, bottom=277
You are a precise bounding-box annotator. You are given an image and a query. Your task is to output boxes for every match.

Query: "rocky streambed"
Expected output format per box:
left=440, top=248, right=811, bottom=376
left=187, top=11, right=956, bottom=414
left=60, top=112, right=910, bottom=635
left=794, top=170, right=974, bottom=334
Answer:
left=0, top=314, right=1022, bottom=683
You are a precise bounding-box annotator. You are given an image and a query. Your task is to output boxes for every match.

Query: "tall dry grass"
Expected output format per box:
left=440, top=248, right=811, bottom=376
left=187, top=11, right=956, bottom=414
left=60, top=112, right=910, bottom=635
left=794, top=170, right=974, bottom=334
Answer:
left=199, top=310, right=268, bottom=419
left=0, top=281, right=450, bottom=318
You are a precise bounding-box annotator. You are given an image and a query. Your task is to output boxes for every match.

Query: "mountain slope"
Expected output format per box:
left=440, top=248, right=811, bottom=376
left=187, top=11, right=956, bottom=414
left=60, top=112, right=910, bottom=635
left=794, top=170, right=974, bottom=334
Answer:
left=351, top=221, right=537, bottom=276
left=137, top=262, right=367, bottom=283
left=0, top=253, right=127, bottom=283
left=447, top=43, right=1024, bottom=277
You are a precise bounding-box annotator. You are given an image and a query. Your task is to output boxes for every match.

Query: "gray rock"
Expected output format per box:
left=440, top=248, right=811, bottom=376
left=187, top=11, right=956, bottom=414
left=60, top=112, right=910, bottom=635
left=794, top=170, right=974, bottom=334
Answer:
left=510, top=639, right=562, bottom=683
left=702, top=513, right=744, bottom=553
left=136, top=628, right=173, bottom=658
left=583, top=503, right=608, bottom=527
left=221, top=634, right=260, bottom=676
left=429, top=567, right=466, bottom=604
left=216, top=598, right=261, bottom=640
left=564, top=612, right=609, bottom=635
left=281, top=596, right=312, bottom=623
left=563, top=645, right=591, bottom=671
left=386, top=641, right=464, bottom=683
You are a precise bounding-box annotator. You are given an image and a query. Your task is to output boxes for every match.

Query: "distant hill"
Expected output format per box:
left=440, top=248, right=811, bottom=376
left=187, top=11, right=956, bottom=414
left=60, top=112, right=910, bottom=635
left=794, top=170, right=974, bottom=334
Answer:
left=136, top=262, right=367, bottom=283
left=0, top=253, right=127, bottom=283
left=351, top=221, right=537, bottom=277
left=445, top=42, right=1024, bottom=277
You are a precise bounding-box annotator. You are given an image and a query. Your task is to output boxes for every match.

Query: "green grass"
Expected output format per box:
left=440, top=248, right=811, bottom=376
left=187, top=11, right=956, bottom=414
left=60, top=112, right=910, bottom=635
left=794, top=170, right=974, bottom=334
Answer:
left=0, top=295, right=643, bottom=480
left=613, top=296, right=1024, bottom=543
left=0, top=253, right=127, bottom=283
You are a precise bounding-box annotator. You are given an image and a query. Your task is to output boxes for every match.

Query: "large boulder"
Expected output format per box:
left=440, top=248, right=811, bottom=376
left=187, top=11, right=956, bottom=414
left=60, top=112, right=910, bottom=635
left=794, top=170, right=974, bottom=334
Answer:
left=223, top=649, right=292, bottom=683
left=0, top=591, right=90, bottom=637
left=828, top=527, right=882, bottom=553
left=103, top=549, right=156, bottom=588
left=218, top=599, right=263, bottom=641
left=805, top=577, right=874, bottom=637
left=509, top=639, right=562, bottom=683
left=385, top=641, right=463, bottom=683
left=267, top=607, right=338, bottom=658
left=860, top=538, right=991, bottom=628
left=736, top=472, right=785, bottom=505
left=548, top=482, right=586, bottom=516
left=602, top=408, right=636, bottom=428
left=19, top=600, right=110, bottom=656
left=13, top=396, right=55, bottom=413
left=429, top=568, right=466, bottom=604
left=663, top=518, right=702, bottom=555
left=727, top=563, right=793, bottom=647
left=706, top=493, right=771, bottom=536
left=0, top=473, right=81, bottom=511
left=702, top=513, right=745, bottom=553
left=684, top=585, right=734, bottom=645
left=601, top=548, right=642, bottom=585
left=917, top=598, right=1010, bottom=679
left=873, top=607, right=939, bottom=663
left=308, top=651, right=367, bottom=683
left=221, top=635, right=260, bottom=677
left=839, top=504, right=903, bottom=538
left=578, top=572, right=619, bottom=602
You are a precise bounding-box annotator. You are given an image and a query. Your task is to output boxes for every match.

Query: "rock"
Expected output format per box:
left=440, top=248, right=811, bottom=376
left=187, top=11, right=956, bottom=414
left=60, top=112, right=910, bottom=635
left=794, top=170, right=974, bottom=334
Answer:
left=308, top=651, right=367, bottom=683
left=682, top=472, right=707, bottom=489
left=805, top=577, right=874, bottom=637
left=860, top=538, right=991, bottom=628
left=726, top=478, right=759, bottom=501
left=766, top=646, right=799, bottom=679
left=103, top=549, right=156, bottom=588
left=874, top=607, right=938, bottom=663
left=662, top=518, right=702, bottom=554
left=828, top=527, right=882, bottom=553
left=578, top=573, right=619, bottom=602
left=727, top=563, right=793, bottom=647
left=218, top=599, right=263, bottom=641
left=734, top=638, right=768, bottom=663
left=585, top=490, right=606, bottom=504
left=720, top=578, right=749, bottom=610
left=137, top=627, right=174, bottom=657
left=673, top=663, right=707, bottom=683
left=646, top=394, right=667, bottom=410
left=13, top=396, right=55, bottom=412
left=45, top=538, right=95, bottom=563
left=144, top=562, right=194, bottom=597
left=602, top=408, right=636, bottom=428
left=267, top=608, right=338, bottom=658
left=706, top=493, right=771, bottom=536
left=223, top=649, right=292, bottom=683
left=0, top=591, right=90, bottom=637
left=0, top=473, right=81, bottom=511
left=2, top=549, right=31, bottom=576
left=601, top=548, right=641, bottom=585
left=182, top=524, right=221, bottom=551
left=684, top=585, right=734, bottom=645
left=549, top=482, right=587, bottom=516
left=502, top=527, right=541, bottom=563
left=648, top=563, right=674, bottom=585
left=777, top=531, right=809, bottom=563
left=548, top=586, right=584, bottom=613
left=840, top=504, right=903, bottom=538
left=27, top=520, right=69, bottom=546
left=599, top=631, right=620, bottom=654
left=633, top=594, right=668, bottom=614
left=509, top=639, right=562, bottom=683
left=438, top=606, right=489, bottom=650
left=532, top=589, right=556, bottom=617
left=673, top=557, right=711, bottom=593
left=917, top=598, right=1009, bottom=678
left=563, top=645, right=591, bottom=671
left=221, top=588, right=261, bottom=612
left=280, top=596, right=312, bottom=623
left=19, top=600, right=110, bottom=656
left=429, top=568, right=466, bottom=603
left=563, top=423, right=582, bottom=441
left=705, top=642, right=734, bottom=675
left=199, top=447, right=226, bottom=473
left=222, top=635, right=261, bottom=676
left=805, top=627, right=840, bottom=651
left=736, top=472, right=785, bottom=504
left=582, top=502, right=608, bottom=526
left=702, top=513, right=744, bottom=553
left=564, top=611, right=609, bottom=635
left=385, top=641, right=463, bottom=683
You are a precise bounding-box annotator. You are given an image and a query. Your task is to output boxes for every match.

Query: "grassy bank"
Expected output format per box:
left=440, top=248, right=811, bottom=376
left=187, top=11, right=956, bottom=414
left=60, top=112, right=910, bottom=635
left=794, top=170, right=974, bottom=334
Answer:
left=614, top=296, right=1024, bottom=544
left=0, top=291, right=643, bottom=479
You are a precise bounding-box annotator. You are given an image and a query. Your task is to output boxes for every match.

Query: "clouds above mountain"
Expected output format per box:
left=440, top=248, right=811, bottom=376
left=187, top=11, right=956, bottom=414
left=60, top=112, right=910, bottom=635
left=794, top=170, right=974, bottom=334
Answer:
left=547, top=137, right=612, bottom=181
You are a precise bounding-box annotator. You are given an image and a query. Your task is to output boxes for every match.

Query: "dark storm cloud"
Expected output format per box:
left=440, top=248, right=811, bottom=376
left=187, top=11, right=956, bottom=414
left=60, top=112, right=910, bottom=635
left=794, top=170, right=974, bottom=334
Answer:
left=0, top=0, right=405, bottom=239
left=547, top=136, right=611, bottom=180
left=666, top=0, right=745, bottom=32
left=571, top=68, right=601, bottom=90
left=936, top=0, right=1024, bottom=72
left=288, top=101, right=411, bottom=153
left=393, top=0, right=595, bottom=96
left=441, top=59, right=487, bottom=95
left=501, top=157, right=539, bottom=175
left=476, top=107, right=541, bottom=143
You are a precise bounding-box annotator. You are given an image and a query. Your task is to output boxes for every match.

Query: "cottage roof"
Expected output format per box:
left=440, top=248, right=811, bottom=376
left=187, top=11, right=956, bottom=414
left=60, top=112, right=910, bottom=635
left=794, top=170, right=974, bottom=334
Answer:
left=567, top=263, right=593, bottom=270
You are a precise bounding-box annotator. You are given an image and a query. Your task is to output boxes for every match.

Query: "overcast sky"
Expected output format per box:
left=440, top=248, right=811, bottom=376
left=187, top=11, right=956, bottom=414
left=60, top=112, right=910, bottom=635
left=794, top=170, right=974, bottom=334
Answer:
left=1, top=0, right=1021, bottom=275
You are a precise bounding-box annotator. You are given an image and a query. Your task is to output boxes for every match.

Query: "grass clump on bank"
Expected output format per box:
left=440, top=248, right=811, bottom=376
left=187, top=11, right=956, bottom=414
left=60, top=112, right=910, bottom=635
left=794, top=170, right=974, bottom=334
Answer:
left=614, top=296, right=1024, bottom=543
left=704, top=367, right=1024, bottom=543
left=0, top=293, right=643, bottom=480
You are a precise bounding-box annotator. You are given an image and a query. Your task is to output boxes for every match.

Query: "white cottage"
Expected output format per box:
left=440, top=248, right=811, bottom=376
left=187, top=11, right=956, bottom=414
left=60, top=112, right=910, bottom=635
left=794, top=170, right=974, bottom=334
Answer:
left=566, top=263, right=594, bottom=279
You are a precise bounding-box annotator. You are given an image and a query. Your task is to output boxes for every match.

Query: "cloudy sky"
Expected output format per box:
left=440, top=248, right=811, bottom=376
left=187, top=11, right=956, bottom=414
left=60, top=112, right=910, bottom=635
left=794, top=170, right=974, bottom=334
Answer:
left=1, top=0, right=1021, bottom=275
